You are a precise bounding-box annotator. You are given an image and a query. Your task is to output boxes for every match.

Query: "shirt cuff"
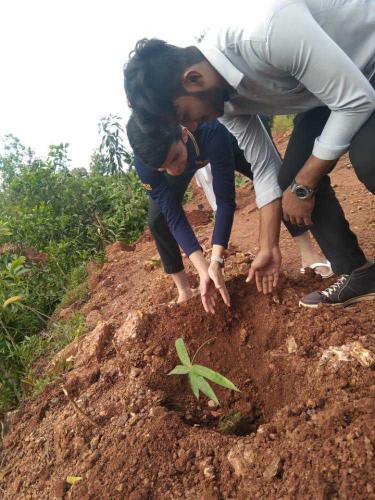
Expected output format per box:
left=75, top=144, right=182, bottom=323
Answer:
left=312, top=136, right=350, bottom=161
left=183, top=240, right=202, bottom=257
left=255, top=186, right=282, bottom=208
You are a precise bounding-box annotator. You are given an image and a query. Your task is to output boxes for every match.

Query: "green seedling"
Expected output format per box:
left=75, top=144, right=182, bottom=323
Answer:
left=168, top=338, right=240, bottom=405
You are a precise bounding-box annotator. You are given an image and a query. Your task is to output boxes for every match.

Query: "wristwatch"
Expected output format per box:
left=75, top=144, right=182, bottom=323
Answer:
left=290, top=179, right=317, bottom=200
left=210, top=255, right=224, bottom=268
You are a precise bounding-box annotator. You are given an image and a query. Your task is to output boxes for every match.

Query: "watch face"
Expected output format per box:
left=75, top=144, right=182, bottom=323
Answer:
left=295, top=186, right=309, bottom=199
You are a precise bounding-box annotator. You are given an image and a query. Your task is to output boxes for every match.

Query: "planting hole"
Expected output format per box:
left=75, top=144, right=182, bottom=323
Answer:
left=135, top=278, right=308, bottom=436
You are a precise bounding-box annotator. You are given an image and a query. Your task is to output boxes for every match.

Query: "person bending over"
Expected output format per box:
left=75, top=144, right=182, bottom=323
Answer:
left=124, top=0, right=375, bottom=308
left=127, top=115, right=333, bottom=311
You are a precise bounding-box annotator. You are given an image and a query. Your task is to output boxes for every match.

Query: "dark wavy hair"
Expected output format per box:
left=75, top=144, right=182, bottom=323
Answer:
left=126, top=114, right=182, bottom=169
left=124, top=39, right=204, bottom=125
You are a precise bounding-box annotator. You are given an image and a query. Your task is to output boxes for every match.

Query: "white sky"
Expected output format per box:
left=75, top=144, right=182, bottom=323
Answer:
left=0, top=0, right=226, bottom=168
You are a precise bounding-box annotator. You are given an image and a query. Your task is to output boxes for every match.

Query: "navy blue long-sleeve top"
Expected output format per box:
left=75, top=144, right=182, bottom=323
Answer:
left=134, top=120, right=237, bottom=256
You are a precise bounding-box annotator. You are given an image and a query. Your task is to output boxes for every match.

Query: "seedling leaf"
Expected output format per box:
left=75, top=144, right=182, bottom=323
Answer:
left=192, top=364, right=240, bottom=392
left=175, top=338, right=191, bottom=366
left=189, top=372, right=200, bottom=399
left=196, top=375, right=219, bottom=405
left=168, top=365, right=190, bottom=375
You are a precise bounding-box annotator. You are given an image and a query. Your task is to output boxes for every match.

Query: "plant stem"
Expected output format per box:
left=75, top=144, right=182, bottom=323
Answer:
left=21, top=304, right=50, bottom=322
left=192, top=337, right=216, bottom=364
left=0, top=317, right=17, bottom=349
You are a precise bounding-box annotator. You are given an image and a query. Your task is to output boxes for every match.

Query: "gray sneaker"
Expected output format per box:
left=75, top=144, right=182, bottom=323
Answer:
left=299, top=263, right=375, bottom=308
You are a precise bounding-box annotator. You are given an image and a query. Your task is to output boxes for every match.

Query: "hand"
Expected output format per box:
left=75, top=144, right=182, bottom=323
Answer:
left=208, top=261, right=231, bottom=307
left=199, top=271, right=217, bottom=314
left=246, top=246, right=282, bottom=294
left=282, top=187, right=315, bottom=227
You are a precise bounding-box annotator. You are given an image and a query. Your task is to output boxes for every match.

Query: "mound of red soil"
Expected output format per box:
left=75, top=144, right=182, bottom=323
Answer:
left=1, top=132, right=374, bottom=499
left=1, top=275, right=374, bottom=499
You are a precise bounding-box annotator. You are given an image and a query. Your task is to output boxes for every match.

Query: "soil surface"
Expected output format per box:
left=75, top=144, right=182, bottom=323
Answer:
left=1, top=131, right=374, bottom=499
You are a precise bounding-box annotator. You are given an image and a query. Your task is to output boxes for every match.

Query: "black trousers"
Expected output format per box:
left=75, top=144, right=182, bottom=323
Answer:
left=278, top=96, right=375, bottom=274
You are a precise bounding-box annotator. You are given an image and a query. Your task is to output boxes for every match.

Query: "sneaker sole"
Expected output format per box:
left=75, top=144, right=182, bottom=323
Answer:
left=299, top=292, right=375, bottom=309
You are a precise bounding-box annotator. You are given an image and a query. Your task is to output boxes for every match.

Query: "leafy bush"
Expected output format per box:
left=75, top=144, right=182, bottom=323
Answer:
left=0, top=116, right=148, bottom=414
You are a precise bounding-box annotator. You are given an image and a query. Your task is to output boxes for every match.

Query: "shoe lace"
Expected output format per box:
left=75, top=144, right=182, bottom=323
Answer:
left=321, top=275, right=349, bottom=298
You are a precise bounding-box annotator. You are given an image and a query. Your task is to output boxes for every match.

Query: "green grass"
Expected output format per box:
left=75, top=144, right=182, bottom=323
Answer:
left=0, top=313, right=87, bottom=413
left=271, top=115, right=294, bottom=133
left=235, top=172, right=250, bottom=188
left=56, top=264, right=90, bottom=310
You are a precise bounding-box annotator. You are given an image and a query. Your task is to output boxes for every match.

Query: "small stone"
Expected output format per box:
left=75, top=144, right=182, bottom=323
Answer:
left=239, top=328, right=248, bottom=344
left=227, top=444, right=256, bottom=477
left=286, top=336, right=297, bottom=354
left=130, top=367, right=141, bottom=378
left=53, top=479, right=67, bottom=499
left=203, top=466, right=215, bottom=480
left=90, top=436, right=100, bottom=449
left=263, top=457, right=283, bottom=481
left=116, top=484, right=124, bottom=492
left=208, top=400, right=218, bottom=409
left=177, top=449, right=188, bottom=460
left=149, top=406, right=166, bottom=417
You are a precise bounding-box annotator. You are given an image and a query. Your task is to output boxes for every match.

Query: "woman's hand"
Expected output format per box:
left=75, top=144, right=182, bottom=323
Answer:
left=208, top=261, right=231, bottom=307
left=199, top=271, right=217, bottom=314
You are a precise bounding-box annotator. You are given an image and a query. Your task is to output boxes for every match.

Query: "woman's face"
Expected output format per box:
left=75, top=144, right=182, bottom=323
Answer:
left=158, top=129, right=189, bottom=176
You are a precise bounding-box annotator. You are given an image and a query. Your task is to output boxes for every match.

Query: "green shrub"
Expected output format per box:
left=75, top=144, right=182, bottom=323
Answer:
left=0, top=116, right=148, bottom=414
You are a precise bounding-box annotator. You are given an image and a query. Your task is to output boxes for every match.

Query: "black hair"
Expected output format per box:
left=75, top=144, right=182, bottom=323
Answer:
left=126, top=114, right=182, bottom=169
left=124, top=38, right=204, bottom=124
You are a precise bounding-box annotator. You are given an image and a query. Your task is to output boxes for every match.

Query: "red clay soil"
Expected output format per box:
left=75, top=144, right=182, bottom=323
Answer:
left=1, top=132, right=374, bottom=499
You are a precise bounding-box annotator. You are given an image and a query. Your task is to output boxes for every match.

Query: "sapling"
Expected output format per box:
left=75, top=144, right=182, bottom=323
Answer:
left=168, top=338, right=240, bottom=405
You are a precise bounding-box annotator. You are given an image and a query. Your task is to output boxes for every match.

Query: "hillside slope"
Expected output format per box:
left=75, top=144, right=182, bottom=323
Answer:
left=1, top=134, right=374, bottom=499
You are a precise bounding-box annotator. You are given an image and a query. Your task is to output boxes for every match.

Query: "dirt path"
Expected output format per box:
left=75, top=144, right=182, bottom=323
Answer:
left=1, top=133, right=374, bottom=499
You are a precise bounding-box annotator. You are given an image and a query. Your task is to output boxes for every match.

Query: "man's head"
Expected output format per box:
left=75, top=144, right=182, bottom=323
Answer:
left=126, top=114, right=190, bottom=176
left=124, top=39, right=229, bottom=130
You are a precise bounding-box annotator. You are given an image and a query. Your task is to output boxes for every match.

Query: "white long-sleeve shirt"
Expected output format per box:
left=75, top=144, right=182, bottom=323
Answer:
left=199, top=0, right=375, bottom=207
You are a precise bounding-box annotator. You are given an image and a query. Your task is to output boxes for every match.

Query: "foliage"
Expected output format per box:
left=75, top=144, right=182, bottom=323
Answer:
left=0, top=115, right=148, bottom=414
left=169, top=338, right=240, bottom=405
left=235, top=172, right=250, bottom=188
left=98, top=114, right=133, bottom=175
left=20, top=313, right=86, bottom=400
left=271, top=114, right=294, bottom=133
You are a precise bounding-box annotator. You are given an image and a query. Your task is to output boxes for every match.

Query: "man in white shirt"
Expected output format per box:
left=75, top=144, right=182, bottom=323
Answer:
left=124, top=0, right=375, bottom=308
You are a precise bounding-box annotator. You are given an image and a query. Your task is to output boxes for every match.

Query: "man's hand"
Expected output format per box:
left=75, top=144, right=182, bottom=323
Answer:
left=282, top=187, right=315, bottom=226
left=199, top=271, right=217, bottom=314
left=208, top=261, right=231, bottom=307
left=246, top=246, right=282, bottom=294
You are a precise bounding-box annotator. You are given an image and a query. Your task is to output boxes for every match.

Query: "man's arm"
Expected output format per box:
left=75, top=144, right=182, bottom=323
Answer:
left=219, top=114, right=283, bottom=292
left=268, top=1, right=375, bottom=178
left=246, top=199, right=282, bottom=294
